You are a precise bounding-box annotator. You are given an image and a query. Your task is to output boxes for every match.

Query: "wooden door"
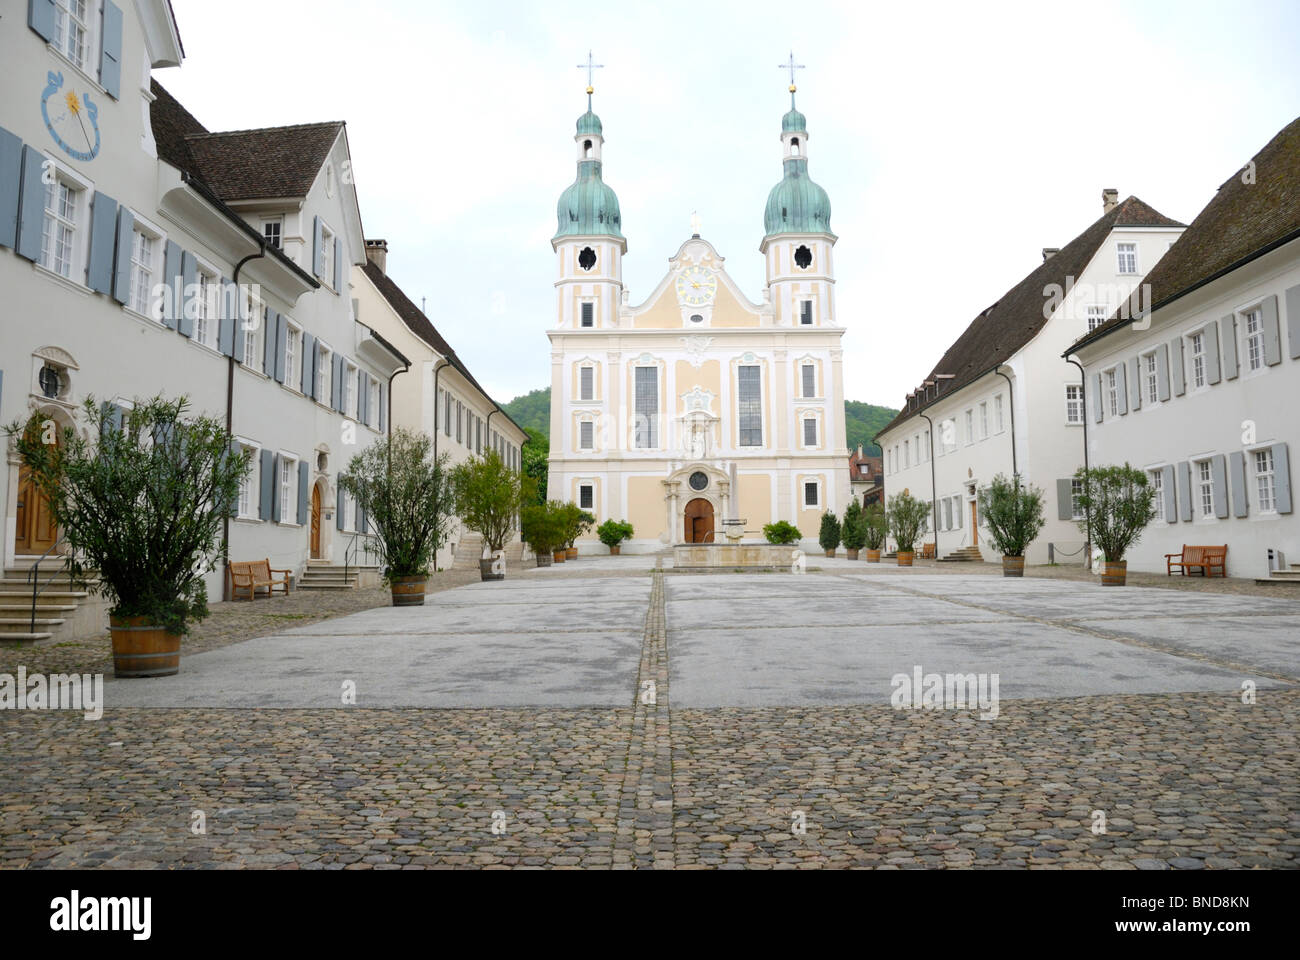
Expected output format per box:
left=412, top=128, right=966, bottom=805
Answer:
left=14, top=431, right=58, bottom=555
left=969, top=499, right=978, bottom=544
left=310, top=485, right=322, bottom=558
left=684, top=498, right=714, bottom=544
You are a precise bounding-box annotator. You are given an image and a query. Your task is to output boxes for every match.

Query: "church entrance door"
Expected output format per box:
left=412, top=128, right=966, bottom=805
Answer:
left=684, top=498, right=715, bottom=543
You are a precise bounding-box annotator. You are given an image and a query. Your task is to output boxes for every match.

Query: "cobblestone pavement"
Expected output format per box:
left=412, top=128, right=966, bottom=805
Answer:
left=2, top=561, right=1297, bottom=869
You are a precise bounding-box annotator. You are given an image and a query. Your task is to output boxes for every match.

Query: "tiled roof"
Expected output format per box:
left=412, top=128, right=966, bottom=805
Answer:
left=360, top=260, right=526, bottom=438
left=1074, top=115, right=1300, bottom=350
left=878, top=196, right=1182, bottom=437
left=849, top=452, right=882, bottom=483
left=185, top=122, right=344, bottom=201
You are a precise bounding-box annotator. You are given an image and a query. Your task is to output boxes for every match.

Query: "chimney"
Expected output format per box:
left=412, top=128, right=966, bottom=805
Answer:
left=1042, top=247, right=1060, bottom=262
left=1102, top=188, right=1119, bottom=213
left=364, top=238, right=388, bottom=273
left=857, top=444, right=863, bottom=459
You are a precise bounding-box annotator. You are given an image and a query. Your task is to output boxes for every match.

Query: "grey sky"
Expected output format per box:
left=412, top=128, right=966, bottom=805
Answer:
left=160, top=0, right=1300, bottom=410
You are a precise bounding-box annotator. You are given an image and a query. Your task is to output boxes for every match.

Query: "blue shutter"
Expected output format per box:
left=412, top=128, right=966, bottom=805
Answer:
left=218, top=277, right=235, bottom=356
left=301, top=333, right=316, bottom=396
left=1091, top=373, right=1103, bottom=423
left=1170, top=337, right=1185, bottom=395
left=1161, top=464, right=1177, bottom=522
left=224, top=441, right=241, bottom=518
left=1128, top=356, right=1141, bottom=410
left=379, top=382, right=386, bottom=432
left=111, top=206, right=134, bottom=304
left=28, top=0, right=56, bottom=41
left=1204, top=320, right=1221, bottom=384
left=179, top=251, right=197, bottom=336
left=359, top=371, right=369, bottom=424
left=1229, top=451, right=1249, bottom=518
left=331, top=354, right=344, bottom=411
left=1261, top=294, right=1282, bottom=366
left=1211, top=454, right=1228, bottom=518
left=162, top=241, right=181, bottom=329
left=1177, top=461, right=1193, bottom=522
left=1156, top=343, right=1170, bottom=401
left=297, top=461, right=310, bottom=525
left=100, top=1, right=123, bottom=99
left=270, top=453, right=282, bottom=523
left=1115, top=363, right=1128, bottom=415
left=333, top=236, right=342, bottom=292
left=1055, top=478, right=1073, bottom=521
left=0, top=126, right=23, bottom=249
left=1274, top=443, right=1292, bottom=514
left=263, top=309, right=279, bottom=374
left=312, top=216, right=324, bottom=278
left=274, top=314, right=287, bottom=383
left=259, top=449, right=275, bottom=521
left=15, top=146, right=46, bottom=262
left=336, top=485, right=345, bottom=531
left=1221, top=315, right=1239, bottom=380
left=1287, top=285, right=1300, bottom=360
left=86, top=191, right=118, bottom=293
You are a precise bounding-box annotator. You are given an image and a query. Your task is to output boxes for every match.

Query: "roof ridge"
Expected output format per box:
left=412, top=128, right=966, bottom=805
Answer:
left=185, top=120, right=345, bottom=140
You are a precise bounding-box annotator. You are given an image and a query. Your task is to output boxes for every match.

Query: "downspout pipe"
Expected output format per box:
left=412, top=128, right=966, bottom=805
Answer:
left=1064, top=356, right=1092, bottom=568
left=431, top=358, right=451, bottom=464
left=221, top=244, right=268, bottom=600
left=386, top=358, right=409, bottom=474
left=917, top=411, right=939, bottom=557
left=994, top=365, right=1018, bottom=477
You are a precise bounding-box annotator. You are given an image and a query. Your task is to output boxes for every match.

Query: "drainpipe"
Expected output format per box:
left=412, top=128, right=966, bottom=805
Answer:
left=994, top=365, right=1018, bottom=476
left=1064, top=357, right=1092, bottom=569
left=386, top=358, right=410, bottom=475
left=917, top=411, right=939, bottom=558
left=485, top=406, right=500, bottom=459
left=221, top=244, right=268, bottom=600
left=431, top=358, right=450, bottom=464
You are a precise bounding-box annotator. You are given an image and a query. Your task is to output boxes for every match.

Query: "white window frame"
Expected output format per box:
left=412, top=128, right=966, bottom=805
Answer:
left=344, top=362, right=358, bottom=419
left=192, top=259, right=221, bottom=351
left=127, top=212, right=165, bottom=321
left=1196, top=459, right=1214, bottom=519
left=369, top=379, right=381, bottom=429
left=994, top=395, right=1004, bottom=434
left=979, top=401, right=989, bottom=439
left=262, top=216, right=284, bottom=249
left=1143, top=352, right=1158, bottom=405
left=235, top=438, right=259, bottom=520
left=38, top=160, right=91, bottom=284
left=51, top=0, right=98, bottom=74
left=964, top=409, right=974, bottom=445
left=1242, top=306, right=1265, bottom=373
left=1117, top=242, right=1138, bottom=275
left=283, top=321, right=302, bottom=392
left=316, top=342, right=333, bottom=405
left=1071, top=478, right=1085, bottom=521
left=1065, top=384, right=1084, bottom=424
left=1086, top=305, right=1107, bottom=331
left=1148, top=467, right=1164, bottom=516
left=1188, top=332, right=1206, bottom=388
left=1252, top=447, right=1277, bottom=514
left=1105, top=368, right=1119, bottom=416
left=278, top=452, right=298, bottom=526
left=242, top=300, right=265, bottom=372
left=320, top=222, right=336, bottom=290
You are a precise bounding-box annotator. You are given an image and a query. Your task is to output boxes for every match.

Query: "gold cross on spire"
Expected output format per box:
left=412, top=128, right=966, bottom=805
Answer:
left=578, top=49, right=604, bottom=107
left=779, top=50, right=805, bottom=104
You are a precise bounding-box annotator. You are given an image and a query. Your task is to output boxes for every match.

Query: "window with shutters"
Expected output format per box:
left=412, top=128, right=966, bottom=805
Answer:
left=580, top=302, right=594, bottom=327
left=194, top=268, right=219, bottom=349
left=1254, top=448, right=1276, bottom=513
left=994, top=395, right=1004, bottom=433
left=1087, top=305, right=1107, bottom=331
left=1243, top=308, right=1264, bottom=372
left=128, top=223, right=161, bottom=317
left=804, top=417, right=818, bottom=447
left=1144, top=353, right=1158, bottom=404
left=804, top=481, right=819, bottom=507
left=344, top=363, right=358, bottom=418
left=1149, top=468, right=1163, bottom=511
left=634, top=366, right=658, bottom=449
left=235, top=439, right=258, bottom=519
left=1197, top=460, right=1214, bottom=518
left=1065, top=384, right=1084, bottom=424
left=1071, top=479, right=1085, bottom=520
left=799, top=300, right=813, bottom=325
left=52, top=0, right=96, bottom=71
left=1189, top=333, right=1206, bottom=388
left=262, top=216, right=283, bottom=249
left=579, top=484, right=594, bottom=510
left=580, top=365, right=594, bottom=400
left=284, top=323, right=301, bottom=390
left=279, top=454, right=297, bottom=524
left=1106, top=369, right=1119, bottom=416
left=40, top=173, right=84, bottom=281
left=243, top=303, right=264, bottom=371
left=369, top=379, right=381, bottom=429
left=737, top=365, right=762, bottom=446
left=320, top=223, right=336, bottom=289
left=316, top=343, right=332, bottom=400
left=579, top=420, right=594, bottom=450
left=1117, top=242, right=1138, bottom=274
left=980, top=402, right=989, bottom=439
left=801, top=363, right=816, bottom=398
left=964, top=409, right=974, bottom=444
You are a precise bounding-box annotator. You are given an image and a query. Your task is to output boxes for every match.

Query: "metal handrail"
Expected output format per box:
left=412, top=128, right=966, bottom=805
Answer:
left=27, top=534, right=68, bottom=634
left=343, top=529, right=379, bottom=585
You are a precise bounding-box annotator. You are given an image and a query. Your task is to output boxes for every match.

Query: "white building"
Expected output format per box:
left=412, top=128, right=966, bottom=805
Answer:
left=546, top=86, right=850, bottom=551
left=0, top=1, right=403, bottom=629
left=1067, top=116, right=1299, bottom=580
left=877, top=191, right=1184, bottom=563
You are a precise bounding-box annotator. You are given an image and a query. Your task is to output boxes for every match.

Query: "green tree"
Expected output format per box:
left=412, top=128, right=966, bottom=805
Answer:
left=502, top=387, right=552, bottom=436
left=886, top=490, right=930, bottom=554
left=842, top=500, right=866, bottom=550
left=597, top=519, right=634, bottom=548
left=762, top=520, right=802, bottom=545
left=977, top=474, right=1047, bottom=558
left=521, top=427, right=549, bottom=503
left=818, top=510, right=842, bottom=552
left=451, top=450, right=523, bottom=554
left=861, top=502, right=888, bottom=550
left=844, top=401, right=900, bottom=456
left=1073, top=464, right=1158, bottom=562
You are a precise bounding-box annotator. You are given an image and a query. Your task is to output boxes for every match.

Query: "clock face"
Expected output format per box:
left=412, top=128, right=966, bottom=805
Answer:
left=41, top=71, right=101, bottom=162
left=675, top=265, right=717, bottom=306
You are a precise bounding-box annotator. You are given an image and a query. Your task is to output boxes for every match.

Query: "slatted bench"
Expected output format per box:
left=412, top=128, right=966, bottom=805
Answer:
left=919, top=543, right=936, bottom=560
left=1165, top=544, right=1227, bottom=578
left=229, top=559, right=292, bottom=600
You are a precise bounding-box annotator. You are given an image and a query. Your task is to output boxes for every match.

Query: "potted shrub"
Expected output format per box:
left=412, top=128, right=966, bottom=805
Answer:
left=862, top=503, right=887, bottom=562
left=522, top=501, right=560, bottom=567
left=762, top=520, right=802, bottom=545
left=560, top=502, right=594, bottom=559
left=597, top=519, right=634, bottom=555
left=977, top=473, right=1047, bottom=577
left=886, top=491, right=929, bottom=567
left=818, top=510, right=841, bottom=558
left=451, top=450, right=523, bottom=582
left=341, top=428, right=452, bottom=606
left=1072, top=464, right=1158, bottom=586
left=841, top=500, right=866, bottom=561
left=11, top=396, right=250, bottom=678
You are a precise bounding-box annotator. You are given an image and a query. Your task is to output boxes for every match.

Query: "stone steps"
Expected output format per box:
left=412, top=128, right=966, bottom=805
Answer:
left=939, top=546, right=985, bottom=562
left=0, top=561, right=105, bottom=643
left=298, top=563, right=366, bottom=591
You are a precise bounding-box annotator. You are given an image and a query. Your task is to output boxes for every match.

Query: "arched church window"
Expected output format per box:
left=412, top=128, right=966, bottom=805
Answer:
left=578, top=247, right=597, bottom=271
left=583, top=139, right=593, bottom=157
left=791, top=138, right=800, bottom=156
left=794, top=245, right=813, bottom=269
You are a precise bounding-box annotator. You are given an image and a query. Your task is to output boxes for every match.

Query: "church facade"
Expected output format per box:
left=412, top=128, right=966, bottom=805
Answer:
left=547, top=88, right=850, bottom=552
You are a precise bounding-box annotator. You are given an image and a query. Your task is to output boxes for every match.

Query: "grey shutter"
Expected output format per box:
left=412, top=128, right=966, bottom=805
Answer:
left=301, top=333, right=316, bottom=396
left=273, top=314, right=287, bottom=383
left=297, top=461, right=310, bottom=525
left=28, top=0, right=56, bottom=40
left=1229, top=451, right=1249, bottom=518
left=179, top=251, right=197, bottom=337
left=1161, top=464, right=1177, bottom=522
left=99, top=1, right=123, bottom=99
left=1115, top=364, right=1128, bottom=415
left=1056, top=479, right=1073, bottom=521
left=357, top=501, right=367, bottom=535
left=337, top=485, right=345, bottom=531
left=331, top=354, right=344, bottom=411
left=359, top=371, right=369, bottom=424
left=15, top=145, right=45, bottom=262
left=1128, top=357, right=1141, bottom=410
left=1211, top=454, right=1228, bottom=518
left=263, top=309, right=279, bottom=373
left=260, top=449, right=275, bottom=521
left=312, top=216, right=324, bottom=278
left=333, top=236, right=342, bottom=292
left=1170, top=337, right=1185, bottom=395
left=1274, top=443, right=1292, bottom=514
left=86, top=191, right=118, bottom=293
left=224, top=441, right=241, bottom=518
left=1092, top=373, right=1103, bottom=422
left=1287, top=285, right=1300, bottom=360
left=218, top=277, right=235, bottom=356
left=1156, top=343, right=1171, bottom=401
left=0, top=126, right=22, bottom=249
left=1261, top=294, right=1282, bottom=365
left=1177, top=461, right=1193, bottom=521
left=232, top=299, right=246, bottom=363
left=379, top=383, right=386, bottom=432
left=270, top=453, right=282, bottom=523
left=1204, top=320, right=1221, bottom=384
left=111, top=206, right=134, bottom=303
left=162, top=241, right=181, bottom=329
left=1221, top=315, right=1239, bottom=380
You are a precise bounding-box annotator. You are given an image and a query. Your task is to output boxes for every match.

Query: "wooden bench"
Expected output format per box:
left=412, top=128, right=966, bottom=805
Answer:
left=1165, top=544, right=1227, bottom=578
left=229, top=558, right=292, bottom=600
left=919, top=543, right=936, bottom=560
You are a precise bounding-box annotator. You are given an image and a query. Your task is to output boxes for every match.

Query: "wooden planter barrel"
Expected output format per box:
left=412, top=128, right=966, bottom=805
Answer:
left=1002, top=555, right=1025, bottom=577
left=609, top=545, right=621, bottom=555
left=865, top=549, right=882, bottom=563
left=1101, top=560, right=1127, bottom=587
left=552, top=550, right=566, bottom=563
left=566, top=547, right=579, bottom=560
left=824, top=549, right=836, bottom=558
left=536, top=553, right=553, bottom=567
left=897, top=551, right=915, bottom=567
left=479, top=558, right=505, bottom=581
left=846, top=549, right=859, bottom=561
left=390, top=576, right=428, bottom=606
left=109, top=617, right=181, bottom=678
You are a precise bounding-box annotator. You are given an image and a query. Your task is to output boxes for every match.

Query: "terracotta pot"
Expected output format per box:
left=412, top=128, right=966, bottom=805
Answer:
left=609, top=545, right=621, bottom=555
left=479, top=557, right=505, bottom=581
left=553, top=550, right=567, bottom=563
left=109, top=616, right=181, bottom=678
left=824, top=549, right=836, bottom=558
left=865, top=549, right=881, bottom=563
left=897, top=551, right=915, bottom=567
left=536, top=553, right=552, bottom=567
left=1002, top=555, right=1025, bottom=578
left=566, top=547, right=579, bottom=560
left=1101, top=560, right=1127, bottom=587
left=390, top=576, right=428, bottom=606
left=846, top=549, right=859, bottom=561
